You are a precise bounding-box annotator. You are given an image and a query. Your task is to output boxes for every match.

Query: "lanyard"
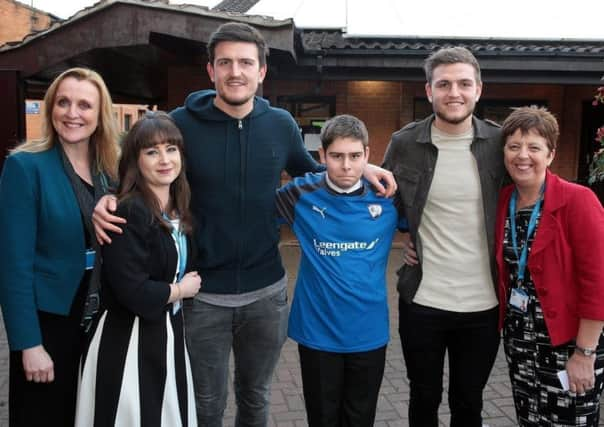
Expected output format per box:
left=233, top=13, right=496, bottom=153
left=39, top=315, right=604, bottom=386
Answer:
left=172, top=225, right=187, bottom=283
left=164, top=215, right=187, bottom=315
left=508, top=186, right=544, bottom=283
left=163, top=214, right=187, bottom=282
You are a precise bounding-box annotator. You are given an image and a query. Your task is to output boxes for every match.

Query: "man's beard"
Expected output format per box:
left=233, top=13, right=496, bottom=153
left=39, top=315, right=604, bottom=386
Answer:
left=220, top=93, right=254, bottom=107
left=434, top=108, right=473, bottom=125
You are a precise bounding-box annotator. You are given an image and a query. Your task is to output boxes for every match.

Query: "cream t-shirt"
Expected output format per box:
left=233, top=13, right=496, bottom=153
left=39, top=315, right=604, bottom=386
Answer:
left=412, top=124, right=497, bottom=312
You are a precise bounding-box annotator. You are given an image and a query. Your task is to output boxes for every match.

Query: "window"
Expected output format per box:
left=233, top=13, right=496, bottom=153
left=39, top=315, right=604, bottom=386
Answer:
left=124, top=114, right=132, bottom=131
left=276, top=96, right=336, bottom=160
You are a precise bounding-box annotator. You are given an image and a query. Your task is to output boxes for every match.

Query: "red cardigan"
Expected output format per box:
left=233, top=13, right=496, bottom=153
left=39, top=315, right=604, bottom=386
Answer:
left=495, top=171, right=604, bottom=346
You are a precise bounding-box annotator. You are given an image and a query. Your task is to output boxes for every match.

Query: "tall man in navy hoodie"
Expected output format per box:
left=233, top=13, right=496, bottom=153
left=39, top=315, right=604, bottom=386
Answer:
left=93, top=22, right=395, bottom=427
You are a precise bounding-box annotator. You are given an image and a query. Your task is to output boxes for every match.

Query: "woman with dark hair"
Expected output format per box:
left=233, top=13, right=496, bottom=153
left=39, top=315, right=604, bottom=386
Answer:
left=0, top=67, right=119, bottom=426
left=496, top=106, right=604, bottom=425
left=75, top=111, right=200, bottom=427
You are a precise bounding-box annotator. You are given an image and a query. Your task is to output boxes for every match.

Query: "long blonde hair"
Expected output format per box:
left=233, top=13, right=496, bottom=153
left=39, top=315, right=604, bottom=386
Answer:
left=14, top=67, right=120, bottom=181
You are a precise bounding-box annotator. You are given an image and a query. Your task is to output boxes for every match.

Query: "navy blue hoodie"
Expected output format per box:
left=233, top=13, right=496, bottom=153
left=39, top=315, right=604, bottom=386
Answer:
left=171, top=90, right=321, bottom=294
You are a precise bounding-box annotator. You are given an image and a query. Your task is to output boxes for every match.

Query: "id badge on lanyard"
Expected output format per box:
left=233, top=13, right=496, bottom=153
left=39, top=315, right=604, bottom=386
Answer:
left=509, top=287, right=529, bottom=313
left=507, top=186, right=543, bottom=314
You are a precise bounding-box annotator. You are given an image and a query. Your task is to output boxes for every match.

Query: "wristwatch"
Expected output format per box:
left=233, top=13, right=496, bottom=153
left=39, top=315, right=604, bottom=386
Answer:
left=575, top=345, right=597, bottom=357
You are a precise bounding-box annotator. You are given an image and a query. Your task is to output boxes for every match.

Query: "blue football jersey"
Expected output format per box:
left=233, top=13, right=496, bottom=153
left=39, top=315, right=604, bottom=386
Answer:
left=276, top=172, right=398, bottom=352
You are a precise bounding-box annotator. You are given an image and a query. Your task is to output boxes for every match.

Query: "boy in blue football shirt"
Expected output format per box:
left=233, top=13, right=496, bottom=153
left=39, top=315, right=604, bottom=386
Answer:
left=276, top=115, right=401, bottom=427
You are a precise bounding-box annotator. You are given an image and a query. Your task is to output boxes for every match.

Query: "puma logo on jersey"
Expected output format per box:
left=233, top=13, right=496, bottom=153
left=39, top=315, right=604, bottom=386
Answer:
left=312, top=205, right=327, bottom=219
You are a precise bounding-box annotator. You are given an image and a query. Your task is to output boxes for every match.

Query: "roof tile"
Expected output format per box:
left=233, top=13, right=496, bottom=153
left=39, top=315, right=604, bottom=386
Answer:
left=300, top=30, right=604, bottom=56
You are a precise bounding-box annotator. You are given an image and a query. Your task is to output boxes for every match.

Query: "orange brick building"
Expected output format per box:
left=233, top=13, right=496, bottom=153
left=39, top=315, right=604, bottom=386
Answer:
left=0, top=0, right=57, bottom=45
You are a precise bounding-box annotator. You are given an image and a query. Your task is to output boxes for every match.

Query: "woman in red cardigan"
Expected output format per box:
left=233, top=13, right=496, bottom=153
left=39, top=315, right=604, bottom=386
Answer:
left=496, top=106, right=604, bottom=426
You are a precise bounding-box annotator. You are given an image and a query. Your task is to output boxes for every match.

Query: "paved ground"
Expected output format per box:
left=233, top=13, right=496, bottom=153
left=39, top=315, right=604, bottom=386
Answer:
left=0, top=245, right=602, bottom=426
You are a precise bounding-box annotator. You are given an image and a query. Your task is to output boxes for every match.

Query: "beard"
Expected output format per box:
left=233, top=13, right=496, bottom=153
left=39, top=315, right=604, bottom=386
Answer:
left=215, top=79, right=259, bottom=107
left=434, top=108, right=474, bottom=125
left=219, top=93, right=254, bottom=107
left=433, top=97, right=477, bottom=126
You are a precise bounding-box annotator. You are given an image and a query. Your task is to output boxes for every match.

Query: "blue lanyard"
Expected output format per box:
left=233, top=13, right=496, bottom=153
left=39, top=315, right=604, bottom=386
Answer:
left=174, top=228, right=187, bottom=282
left=508, top=187, right=544, bottom=283
left=163, top=214, right=187, bottom=281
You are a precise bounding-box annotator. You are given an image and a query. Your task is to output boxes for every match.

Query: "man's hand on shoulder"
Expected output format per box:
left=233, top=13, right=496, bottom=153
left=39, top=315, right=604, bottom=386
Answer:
left=364, top=163, right=397, bottom=197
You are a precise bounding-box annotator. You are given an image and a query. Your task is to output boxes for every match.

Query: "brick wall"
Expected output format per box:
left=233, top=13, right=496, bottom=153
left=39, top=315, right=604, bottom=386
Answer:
left=0, top=0, right=53, bottom=45
left=480, top=83, right=582, bottom=179
left=113, top=104, right=148, bottom=134
left=338, top=81, right=402, bottom=165
left=264, top=80, right=402, bottom=164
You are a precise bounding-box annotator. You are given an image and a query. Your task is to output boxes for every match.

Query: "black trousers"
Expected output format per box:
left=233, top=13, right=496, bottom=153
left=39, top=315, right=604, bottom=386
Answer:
left=298, top=344, right=386, bottom=427
left=399, top=301, right=500, bottom=427
left=9, top=282, right=86, bottom=427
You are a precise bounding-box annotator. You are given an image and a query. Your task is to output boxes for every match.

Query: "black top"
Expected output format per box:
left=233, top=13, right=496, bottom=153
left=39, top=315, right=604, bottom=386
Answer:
left=101, top=195, right=195, bottom=321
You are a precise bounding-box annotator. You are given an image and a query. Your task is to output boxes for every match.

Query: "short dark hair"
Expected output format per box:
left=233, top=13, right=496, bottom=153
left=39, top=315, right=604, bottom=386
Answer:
left=501, top=106, right=559, bottom=152
left=424, top=47, right=481, bottom=84
left=207, top=22, right=269, bottom=67
left=320, top=115, right=369, bottom=150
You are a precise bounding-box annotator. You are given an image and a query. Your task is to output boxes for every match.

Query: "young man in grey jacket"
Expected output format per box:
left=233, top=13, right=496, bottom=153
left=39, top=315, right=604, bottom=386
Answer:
left=383, top=47, right=506, bottom=427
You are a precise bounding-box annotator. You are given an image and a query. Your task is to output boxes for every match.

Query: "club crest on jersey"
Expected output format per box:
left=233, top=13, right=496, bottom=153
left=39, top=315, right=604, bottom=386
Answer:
left=367, top=204, right=382, bottom=219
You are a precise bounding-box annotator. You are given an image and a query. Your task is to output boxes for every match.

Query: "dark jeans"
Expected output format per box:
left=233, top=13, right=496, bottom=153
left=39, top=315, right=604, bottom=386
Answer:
left=399, top=301, right=500, bottom=427
left=298, top=344, right=386, bottom=427
left=183, top=289, right=288, bottom=427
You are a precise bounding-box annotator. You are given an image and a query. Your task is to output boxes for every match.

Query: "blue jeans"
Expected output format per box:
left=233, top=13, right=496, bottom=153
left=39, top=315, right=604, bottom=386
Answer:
left=183, top=289, right=288, bottom=427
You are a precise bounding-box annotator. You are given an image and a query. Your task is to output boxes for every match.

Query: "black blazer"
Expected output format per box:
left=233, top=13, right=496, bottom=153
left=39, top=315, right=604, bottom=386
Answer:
left=101, top=195, right=195, bottom=321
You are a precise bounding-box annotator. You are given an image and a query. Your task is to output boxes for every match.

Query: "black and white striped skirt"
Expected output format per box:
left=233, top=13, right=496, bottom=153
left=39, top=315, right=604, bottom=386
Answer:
left=75, top=309, right=197, bottom=426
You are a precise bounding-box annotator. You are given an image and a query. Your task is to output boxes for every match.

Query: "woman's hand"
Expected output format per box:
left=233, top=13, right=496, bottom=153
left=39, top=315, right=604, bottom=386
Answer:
left=566, top=351, right=595, bottom=394
left=92, top=195, right=126, bottom=245
left=179, top=271, right=202, bottom=298
left=363, top=164, right=397, bottom=197
left=567, top=319, right=604, bottom=393
left=22, top=345, right=54, bottom=383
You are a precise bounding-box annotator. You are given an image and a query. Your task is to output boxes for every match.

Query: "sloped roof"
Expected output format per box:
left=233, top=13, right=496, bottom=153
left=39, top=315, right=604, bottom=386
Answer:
left=212, top=0, right=260, bottom=13
left=285, top=29, right=604, bottom=85
left=1, top=0, right=290, bottom=52
left=0, top=0, right=295, bottom=101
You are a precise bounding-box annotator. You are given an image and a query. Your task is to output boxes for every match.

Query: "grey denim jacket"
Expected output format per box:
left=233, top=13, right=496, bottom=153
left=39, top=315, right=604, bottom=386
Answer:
left=383, top=115, right=506, bottom=303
